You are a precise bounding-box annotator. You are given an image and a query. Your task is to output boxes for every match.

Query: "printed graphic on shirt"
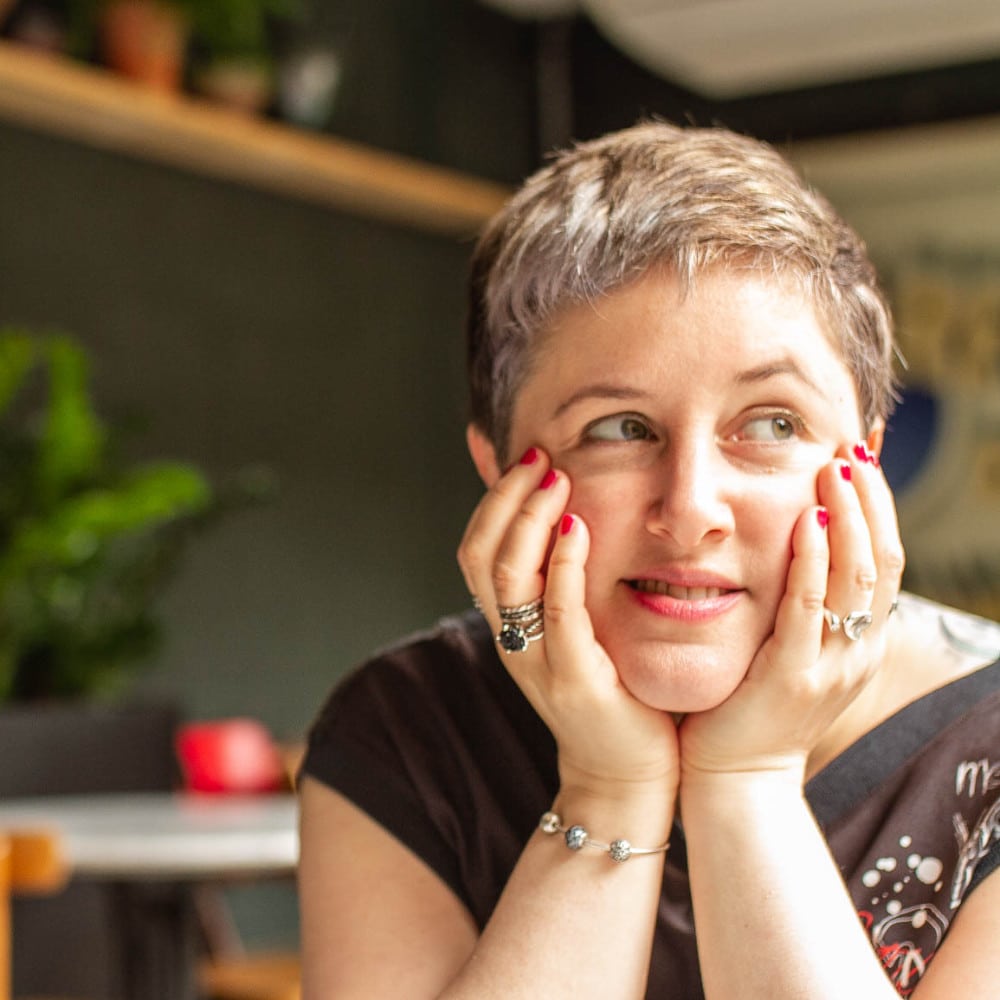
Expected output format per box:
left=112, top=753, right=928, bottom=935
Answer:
left=855, top=754, right=1000, bottom=996
left=857, top=834, right=948, bottom=996
left=950, top=757, right=1000, bottom=909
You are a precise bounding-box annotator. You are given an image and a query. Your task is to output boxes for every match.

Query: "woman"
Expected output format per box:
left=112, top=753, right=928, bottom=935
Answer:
left=298, top=122, right=1000, bottom=998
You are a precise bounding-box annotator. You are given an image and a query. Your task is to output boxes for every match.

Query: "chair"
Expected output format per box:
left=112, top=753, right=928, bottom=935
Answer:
left=0, top=829, right=68, bottom=1000
left=194, top=883, right=300, bottom=1000
left=0, top=700, right=181, bottom=999
left=182, top=732, right=303, bottom=1000
left=198, top=951, right=300, bottom=1000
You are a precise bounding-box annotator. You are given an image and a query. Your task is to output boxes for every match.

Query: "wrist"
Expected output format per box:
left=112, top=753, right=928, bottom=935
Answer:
left=553, top=779, right=676, bottom=852
left=679, top=761, right=807, bottom=811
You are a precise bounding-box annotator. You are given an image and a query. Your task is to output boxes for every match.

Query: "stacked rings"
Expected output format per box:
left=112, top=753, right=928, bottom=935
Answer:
left=496, top=598, right=544, bottom=654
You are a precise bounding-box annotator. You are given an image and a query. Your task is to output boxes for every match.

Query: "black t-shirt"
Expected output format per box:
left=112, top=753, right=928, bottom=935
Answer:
left=303, top=609, right=1000, bottom=998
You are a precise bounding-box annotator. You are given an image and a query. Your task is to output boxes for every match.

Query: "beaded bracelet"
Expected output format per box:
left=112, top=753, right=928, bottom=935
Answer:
left=539, top=811, right=670, bottom=864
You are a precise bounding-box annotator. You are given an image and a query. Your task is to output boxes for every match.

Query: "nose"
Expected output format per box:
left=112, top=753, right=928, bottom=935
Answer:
left=645, top=436, right=735, bottom=548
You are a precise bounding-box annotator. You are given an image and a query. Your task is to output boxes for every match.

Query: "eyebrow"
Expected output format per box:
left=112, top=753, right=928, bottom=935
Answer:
left=552, top=384, right=647, bottom=419
left=551, top=356, right=829, bottom=420
left=735, top=357, right=827, bottom=397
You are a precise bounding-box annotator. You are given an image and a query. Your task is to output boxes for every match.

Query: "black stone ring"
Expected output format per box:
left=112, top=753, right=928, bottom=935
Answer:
left=496, top=599, right=545, bottom=654
left=497, top=621, right=544, bottom=653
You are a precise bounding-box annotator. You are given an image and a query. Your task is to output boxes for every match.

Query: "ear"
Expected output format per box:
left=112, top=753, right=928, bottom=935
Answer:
left=866, top=419, right=885, bottom=460
left=466, top=423, right=502, bottom=488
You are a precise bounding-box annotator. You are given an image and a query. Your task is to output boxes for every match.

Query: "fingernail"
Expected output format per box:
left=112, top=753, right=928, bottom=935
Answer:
left=839, top=462, right=852, bottom=482
left=560, top=514, right=575, bottom=535
left=519, top=447, right=538, bottom=466
left=852, top=442, right=879, bottom=468
left=816, top=507, right=829, bottom=529
left=540, top=469, right=557, bottom=489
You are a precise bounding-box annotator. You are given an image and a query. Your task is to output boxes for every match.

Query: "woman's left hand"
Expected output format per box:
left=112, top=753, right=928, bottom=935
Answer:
left=678, top=442, right=905, bottom=781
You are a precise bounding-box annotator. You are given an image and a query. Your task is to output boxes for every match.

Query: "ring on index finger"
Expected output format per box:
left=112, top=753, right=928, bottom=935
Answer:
left=823, top=607, right=873, bottom=642
left=496, top=597, right=544, bottom=654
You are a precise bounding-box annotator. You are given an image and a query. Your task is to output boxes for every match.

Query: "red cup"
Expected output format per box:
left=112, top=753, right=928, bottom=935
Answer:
left=175, top=718, right=285, bottom=794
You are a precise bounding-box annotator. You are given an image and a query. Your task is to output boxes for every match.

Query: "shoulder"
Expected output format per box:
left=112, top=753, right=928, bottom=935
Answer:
left=307, top=610, right=498, bottom=740
left=299, top=610, right=557, bottom=925
left=892, top=592, right=1000, bottom=689
left=301, top=607, right=554, bottom=799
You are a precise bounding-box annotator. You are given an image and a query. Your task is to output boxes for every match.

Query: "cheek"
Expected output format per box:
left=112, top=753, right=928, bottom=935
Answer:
left=739, top=474, right=818, bottom=576
left=566, top=474, right=647, bottom=536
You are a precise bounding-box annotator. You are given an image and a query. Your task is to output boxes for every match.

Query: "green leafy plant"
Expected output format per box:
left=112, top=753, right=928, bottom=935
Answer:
left=0, top=328, right=221, bottom=702
left=62, top=0, right=299, bottom=66
left=188, top=0, right=298, bottom=63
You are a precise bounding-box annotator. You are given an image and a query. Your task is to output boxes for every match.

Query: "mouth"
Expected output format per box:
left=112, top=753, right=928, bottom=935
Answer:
left=627, top=580, right=736, bottom=601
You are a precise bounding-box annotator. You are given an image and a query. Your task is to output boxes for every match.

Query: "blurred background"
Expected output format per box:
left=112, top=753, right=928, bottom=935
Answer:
left=1, top=0, right=999, bottom=992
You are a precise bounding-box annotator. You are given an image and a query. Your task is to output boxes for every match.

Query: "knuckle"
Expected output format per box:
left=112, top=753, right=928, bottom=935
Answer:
left=853, top=567, right=878, bottom=594
left=458, top=538, right=488, bottom=576
left=542, top=602, right=570, bottom=627
left=800, top=589, right=826, bottom=615
left=515, top=503, right=549, bottom=531
left=881, top=545, right=905, bottom=580
left=491, top=560, right=520, bottom=593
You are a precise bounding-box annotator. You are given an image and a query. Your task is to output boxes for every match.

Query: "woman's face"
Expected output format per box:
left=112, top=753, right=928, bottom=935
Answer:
left=504, top=267, right=868, bottom=712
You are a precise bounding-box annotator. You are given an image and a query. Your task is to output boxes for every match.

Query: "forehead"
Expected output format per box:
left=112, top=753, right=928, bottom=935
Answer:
left=513, top=266, right=859, bottom=417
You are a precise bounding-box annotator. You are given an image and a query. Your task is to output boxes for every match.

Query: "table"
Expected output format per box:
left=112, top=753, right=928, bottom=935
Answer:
left=0, top=792, right=299, bottom=1000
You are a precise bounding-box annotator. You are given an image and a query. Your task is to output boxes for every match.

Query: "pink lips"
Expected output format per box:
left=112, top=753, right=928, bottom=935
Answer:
left=626, top=572, right=743, bottom=622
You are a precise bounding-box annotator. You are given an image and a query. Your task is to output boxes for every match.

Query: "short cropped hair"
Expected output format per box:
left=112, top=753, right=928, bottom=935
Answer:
left=466, top=121, right=897, bottom=462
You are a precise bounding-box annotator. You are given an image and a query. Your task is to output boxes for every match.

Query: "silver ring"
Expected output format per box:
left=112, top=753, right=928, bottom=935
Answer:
left=497, top=598, right=544, bottom=620
left=823, top=607, right=873, bottom=642
left=471, top=595, right=483, bottom=613
left=496, top=598, right=544, bottom=654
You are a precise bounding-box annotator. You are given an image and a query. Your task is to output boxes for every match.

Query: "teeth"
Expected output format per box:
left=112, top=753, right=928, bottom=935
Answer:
left=632, top=580, right=726, bottom=600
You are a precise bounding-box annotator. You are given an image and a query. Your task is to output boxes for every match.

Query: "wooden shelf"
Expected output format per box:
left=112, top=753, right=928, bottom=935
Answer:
left=0, top=41, right=511, bottom=237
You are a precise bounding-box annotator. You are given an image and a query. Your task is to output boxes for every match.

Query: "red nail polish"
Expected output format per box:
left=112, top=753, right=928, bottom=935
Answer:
left=816, top=507, right=830, bottom=529
left=540, top=469, right=557, bottom=490
left=852, top=442, right=880, bottom=468
left=560, top=514, right=575, bottom=535
left=519, top=447, right=538, bottom=466
left=839, top=462, right=852, bottom=481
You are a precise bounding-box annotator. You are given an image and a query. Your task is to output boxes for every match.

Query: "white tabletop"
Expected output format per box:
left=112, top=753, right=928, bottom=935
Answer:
left=0, top=791, right=299, bottom=880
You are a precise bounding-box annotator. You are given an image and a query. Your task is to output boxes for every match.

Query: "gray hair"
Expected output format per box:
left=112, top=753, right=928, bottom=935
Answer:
left=466, top=121, right=898, bottom=462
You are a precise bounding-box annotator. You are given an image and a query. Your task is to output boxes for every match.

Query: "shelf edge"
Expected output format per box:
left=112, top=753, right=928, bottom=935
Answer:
left=0, top=42, right=512, bottom=237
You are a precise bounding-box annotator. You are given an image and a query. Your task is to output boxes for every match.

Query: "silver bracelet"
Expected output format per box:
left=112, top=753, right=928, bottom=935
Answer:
left=539, top=810, right=670, bottom=864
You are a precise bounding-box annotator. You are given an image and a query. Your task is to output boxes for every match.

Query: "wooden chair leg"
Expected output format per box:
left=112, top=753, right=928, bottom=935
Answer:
left=199, top=950, right=300, bottom=1000
left=1, top=830, right=68, bottom=1000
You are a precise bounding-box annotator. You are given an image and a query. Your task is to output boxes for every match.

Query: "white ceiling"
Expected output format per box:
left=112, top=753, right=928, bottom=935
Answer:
left=480, top=0, right=1000, bottom=98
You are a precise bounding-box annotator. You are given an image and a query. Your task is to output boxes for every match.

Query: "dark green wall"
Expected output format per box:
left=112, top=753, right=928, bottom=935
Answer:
left=0, top=0, right=538, bottom=740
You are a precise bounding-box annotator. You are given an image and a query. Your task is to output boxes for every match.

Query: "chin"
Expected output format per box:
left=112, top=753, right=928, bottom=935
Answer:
left=614, top=643, right=750, bottom=714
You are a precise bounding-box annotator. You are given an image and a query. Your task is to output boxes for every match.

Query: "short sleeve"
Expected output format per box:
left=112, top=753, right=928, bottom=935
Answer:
left=300, top=612, right=557, bottom=926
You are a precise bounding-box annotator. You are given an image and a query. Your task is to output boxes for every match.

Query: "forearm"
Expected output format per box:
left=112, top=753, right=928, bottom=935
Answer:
left=681, top=771, right=897, bottom=1000
left=441, top=784, right=674, bottom=1000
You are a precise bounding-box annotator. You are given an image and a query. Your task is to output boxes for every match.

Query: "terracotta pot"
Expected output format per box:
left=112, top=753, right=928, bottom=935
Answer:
left=100, top=0, right=189, bottom=91
left=195, top=57, right=273, bottom=115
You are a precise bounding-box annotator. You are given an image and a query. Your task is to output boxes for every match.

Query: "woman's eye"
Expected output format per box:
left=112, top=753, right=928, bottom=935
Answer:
left=740, top=414, right=802, bottom=443
left=584, top=414, right=653, bottom=442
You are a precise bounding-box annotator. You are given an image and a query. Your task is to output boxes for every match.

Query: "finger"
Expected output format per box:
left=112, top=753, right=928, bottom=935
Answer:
left=457, top=446, right=549, bottom=604
left=753, top=505, right=829, bottom=680
left=540, top=513, right=608, bottom=686
left=817, top=457, right=877, bottom=626
left=490, top=467, right=570, bottom=608
left=843, top=441, right=905, bottom=623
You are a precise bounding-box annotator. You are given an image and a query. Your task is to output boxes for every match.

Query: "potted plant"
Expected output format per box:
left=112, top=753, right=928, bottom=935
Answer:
left=62, top=0, right=191, bottom=89
left=0, top=327, right=276, bottom=997
left=0, top=326, right=232, bottom=703
left=61, top=0, right=298, bottom=104
left=187, top=0, right=299, bottom=113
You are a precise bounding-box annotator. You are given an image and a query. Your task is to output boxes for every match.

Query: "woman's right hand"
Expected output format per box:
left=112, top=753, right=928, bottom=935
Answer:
left=457, top=446, right=679, bottom=801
